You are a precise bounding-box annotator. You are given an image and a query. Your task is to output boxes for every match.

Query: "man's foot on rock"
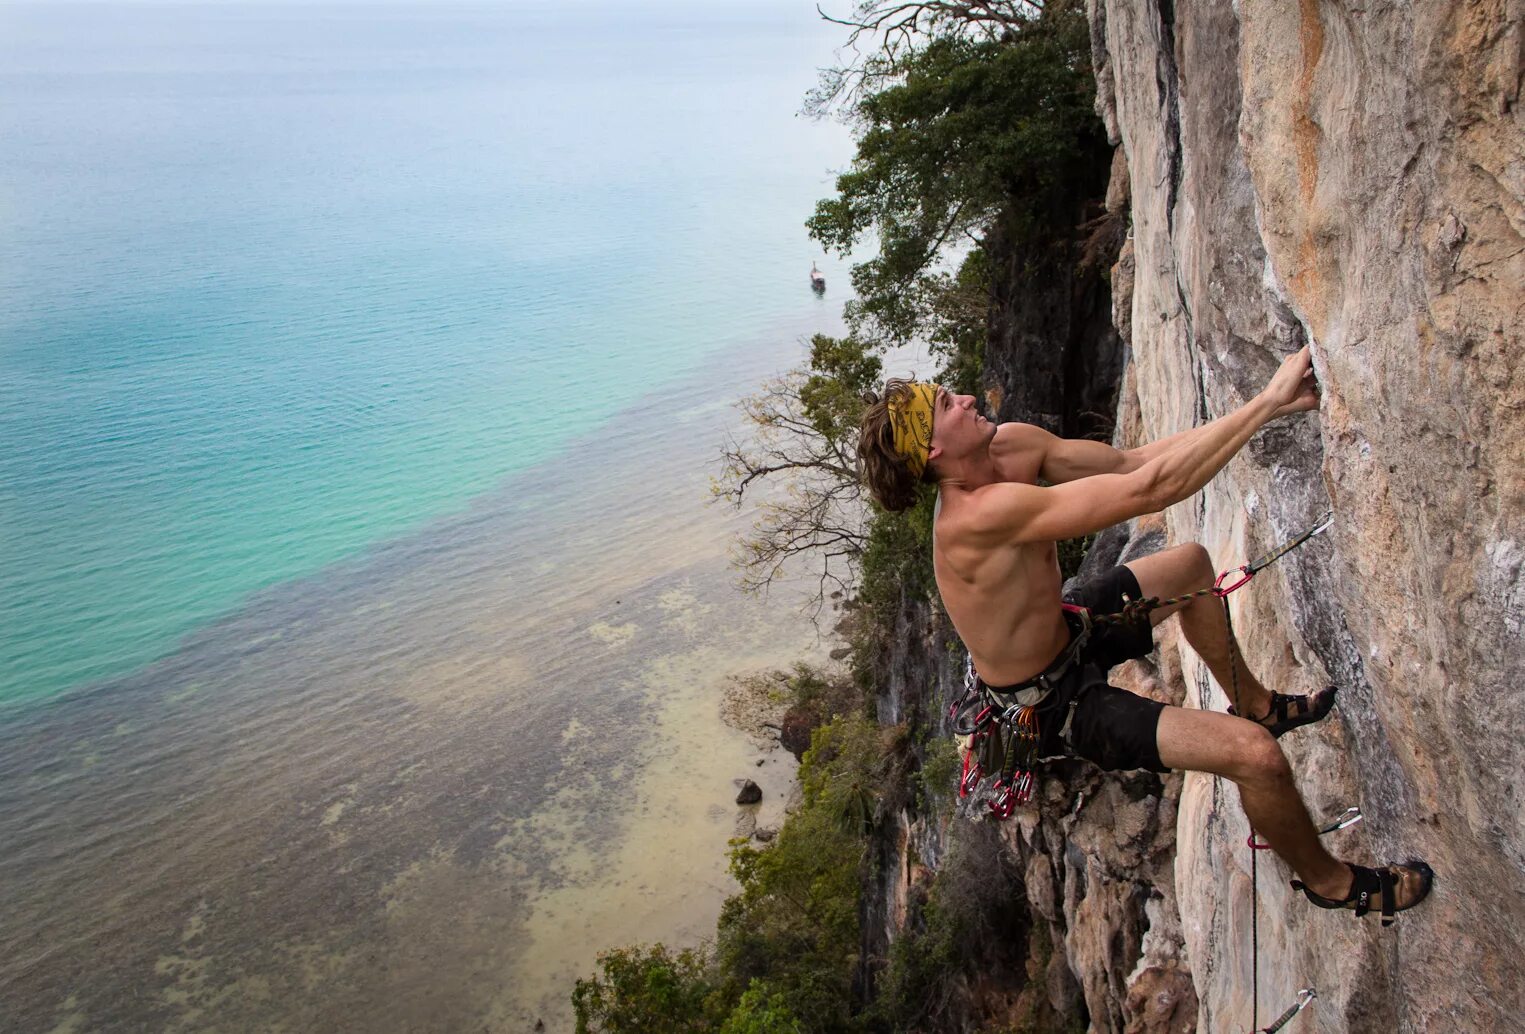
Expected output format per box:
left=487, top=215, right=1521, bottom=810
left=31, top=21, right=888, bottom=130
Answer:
left=1292, top=860, right=1434, bottom=927
left=1230, top=685, right=1337, bottom=739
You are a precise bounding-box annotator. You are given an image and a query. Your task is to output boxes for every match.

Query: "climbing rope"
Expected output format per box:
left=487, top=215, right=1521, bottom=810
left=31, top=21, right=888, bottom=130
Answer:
left=1211, top=511, right=1332, bottom=1033
left=1221, top=591, right=1262, bottom=1030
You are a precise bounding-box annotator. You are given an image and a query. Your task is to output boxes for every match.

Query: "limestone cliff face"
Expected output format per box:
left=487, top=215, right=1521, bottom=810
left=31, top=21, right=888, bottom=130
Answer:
left=867, top=2, right=1522, bottom=1031
left=1085, top=0, right=1524, bottom=1029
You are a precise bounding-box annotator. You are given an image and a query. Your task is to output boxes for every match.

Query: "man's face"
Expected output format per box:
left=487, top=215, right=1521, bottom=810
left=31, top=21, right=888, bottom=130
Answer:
left=929, top=386, right=993, bottom=465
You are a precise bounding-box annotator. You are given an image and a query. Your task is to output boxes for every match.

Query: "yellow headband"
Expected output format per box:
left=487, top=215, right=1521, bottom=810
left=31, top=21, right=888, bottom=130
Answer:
left=888, top=382, right=937, bottom=478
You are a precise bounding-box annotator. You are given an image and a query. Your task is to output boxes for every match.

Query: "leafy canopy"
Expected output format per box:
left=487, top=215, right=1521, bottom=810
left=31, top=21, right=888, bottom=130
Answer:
left=807, top=1, right=1100, bottom=349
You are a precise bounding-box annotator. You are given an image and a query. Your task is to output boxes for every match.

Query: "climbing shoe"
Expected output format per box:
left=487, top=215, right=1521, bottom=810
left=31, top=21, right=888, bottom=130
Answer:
left=1292, top=861, right=1434, bottom=927
left=1230, top=685, right=1337, bottom=739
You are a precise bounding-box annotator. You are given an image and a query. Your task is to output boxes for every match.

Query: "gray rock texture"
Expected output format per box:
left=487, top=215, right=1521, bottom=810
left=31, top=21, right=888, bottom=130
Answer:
left=1086, top=0, right=1525, bottom=1029
left=735, top=779, right=763, bottom=805
left=867, top=2, right=1521, bottom=1031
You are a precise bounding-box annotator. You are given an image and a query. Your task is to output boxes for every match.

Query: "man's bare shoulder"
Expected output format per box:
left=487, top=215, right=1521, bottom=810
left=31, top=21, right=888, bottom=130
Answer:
left=989, top=422, right=1054, bottom=484
left=938, top=481, right=1046, bottom=541
left=990, top=420, right=1052, bottom=455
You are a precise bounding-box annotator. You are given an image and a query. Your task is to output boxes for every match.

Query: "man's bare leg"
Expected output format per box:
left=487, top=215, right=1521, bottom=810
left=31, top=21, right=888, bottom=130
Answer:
left=1125, top=543, right=1275, bottom=719
left=1156, top=706, right=1350, bottom=896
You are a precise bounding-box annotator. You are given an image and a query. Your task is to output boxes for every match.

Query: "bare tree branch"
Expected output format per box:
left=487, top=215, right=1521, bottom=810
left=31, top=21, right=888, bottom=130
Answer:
left=806, top=0, right=1044, bottom=116
left=713, top=370, right=869, bottom=618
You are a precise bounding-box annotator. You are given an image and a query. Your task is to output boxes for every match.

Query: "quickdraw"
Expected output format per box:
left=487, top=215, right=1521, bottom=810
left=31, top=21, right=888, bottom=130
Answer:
left=949, top=608, right=1093, bottom=817
left=1089, top=510, right=1334, bottom=629
left=951, top=676, right=1043, bottom=818
left=1257, top=987, right=1316, bottom=1033
left=988, top=701, right=1039, bottom=817
left=1249, top=807, right=1361, bottom=851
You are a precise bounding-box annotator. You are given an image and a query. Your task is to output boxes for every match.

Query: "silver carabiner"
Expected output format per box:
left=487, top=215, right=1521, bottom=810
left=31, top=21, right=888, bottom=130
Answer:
left=1320, top=807, right=1362, bottom=834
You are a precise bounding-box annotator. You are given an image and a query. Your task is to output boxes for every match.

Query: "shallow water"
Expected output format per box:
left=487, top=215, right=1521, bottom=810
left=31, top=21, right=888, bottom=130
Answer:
left=0, top=0, right=850, bottom=706
left=0, top=323, right=839, bottom=1032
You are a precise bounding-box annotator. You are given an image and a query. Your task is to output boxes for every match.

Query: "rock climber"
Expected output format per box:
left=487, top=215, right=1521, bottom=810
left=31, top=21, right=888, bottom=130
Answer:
left=856, top=345, right=1432, bottom=924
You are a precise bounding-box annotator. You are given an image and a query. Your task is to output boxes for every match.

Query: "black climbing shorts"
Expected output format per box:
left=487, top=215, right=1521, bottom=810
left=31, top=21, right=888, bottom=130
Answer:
left=1062, top=564, right=1156, bottom=668
left=1043, top=565, right=1168, bottom=772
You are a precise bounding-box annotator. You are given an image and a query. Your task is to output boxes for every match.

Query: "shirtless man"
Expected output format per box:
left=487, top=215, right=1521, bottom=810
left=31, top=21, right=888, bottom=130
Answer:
left=856, top=346, right=1431, bottom=924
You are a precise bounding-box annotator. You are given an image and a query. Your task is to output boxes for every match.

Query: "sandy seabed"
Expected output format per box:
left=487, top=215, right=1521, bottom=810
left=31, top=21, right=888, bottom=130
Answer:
left=0, top=342, right=837, bottom=1034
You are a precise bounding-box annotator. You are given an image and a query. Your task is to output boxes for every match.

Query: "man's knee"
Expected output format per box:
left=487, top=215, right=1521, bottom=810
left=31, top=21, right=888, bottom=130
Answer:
left=1230, top=725, right=1291, bottom=785
left=1178, top=542, right=1213, bottom=581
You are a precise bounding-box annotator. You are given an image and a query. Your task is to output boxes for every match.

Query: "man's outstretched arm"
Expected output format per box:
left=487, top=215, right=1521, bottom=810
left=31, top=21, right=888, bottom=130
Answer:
left=1022, top=350, right=1320, bottom=484
left=972, top=347, right=1318, bottom=543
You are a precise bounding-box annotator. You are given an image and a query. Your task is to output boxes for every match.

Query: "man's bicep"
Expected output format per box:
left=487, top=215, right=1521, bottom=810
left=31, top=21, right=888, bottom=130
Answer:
left=1042, top=437, right=1136, bottom=483
left=1010, top=472, right=1159, bottom=542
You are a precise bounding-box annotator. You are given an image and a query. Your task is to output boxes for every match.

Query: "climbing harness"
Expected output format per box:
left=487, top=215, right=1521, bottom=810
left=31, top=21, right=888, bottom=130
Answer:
left=947, top=509, right=1337, bottom=1029
left=949, top=604, right=1102, bottom=816
left=948, top=510, right=1335, bottom=823
left=1258, top=988, right=1317, bottom=1033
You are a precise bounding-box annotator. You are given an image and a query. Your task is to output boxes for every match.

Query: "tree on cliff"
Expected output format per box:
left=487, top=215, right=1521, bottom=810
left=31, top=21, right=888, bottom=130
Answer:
left=807, top=0, right=1103, bottom=353
left=717, top=0, right=1103, bottom=609
left=714, top=334, right=881, bottom=612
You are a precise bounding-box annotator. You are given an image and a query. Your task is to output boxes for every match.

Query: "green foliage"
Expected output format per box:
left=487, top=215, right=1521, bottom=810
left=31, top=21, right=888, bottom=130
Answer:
left=859, top=492, right=937, bottom=609
left=852, top=487, right=938, bottom=661
left=800, top=333, right=883, bottom=444
left=799, top=715, right=892, bottom=833
left=778, top=662, right=868, bottom=728
left=870, top=826, right=1027, bottom=1031
left=808, top=0, right=1104, bottom=350
left=916, top=734, right=961, bottom=811
left=780, top=662, right=837, bottom=710
left=844, top=489, right=939, bottom=694
left=714, top=715, right=886, bottom=1031
left=1055, top=531, right=1095, bottom=582
left=571, top=944, right=721, bottom=1034
left=572, top=715, right=882, bottom=1033
left=717, top=984, right=806, bottom=1034
left=931, top=248, right=991, bottom=394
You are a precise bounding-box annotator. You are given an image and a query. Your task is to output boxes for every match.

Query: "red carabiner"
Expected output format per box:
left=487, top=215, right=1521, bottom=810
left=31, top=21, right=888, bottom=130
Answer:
left=988, top=781, right=1017, bottom=819
left=1213, top=566, right=1254, bottom=597
left=959, top=750, right=982, bottom=798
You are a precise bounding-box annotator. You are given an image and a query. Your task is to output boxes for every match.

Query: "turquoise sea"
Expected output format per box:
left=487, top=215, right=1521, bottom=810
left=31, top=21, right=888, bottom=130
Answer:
left=0, top=3, right=856, bottom=1030
left=0, top=0, right=848, bottom=708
